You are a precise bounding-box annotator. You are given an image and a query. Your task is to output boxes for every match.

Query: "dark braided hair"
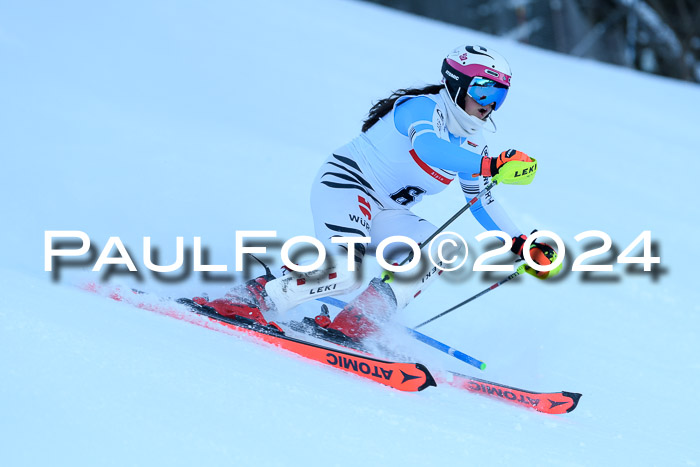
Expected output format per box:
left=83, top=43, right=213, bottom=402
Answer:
left=361, top=84, right=443, bottom=133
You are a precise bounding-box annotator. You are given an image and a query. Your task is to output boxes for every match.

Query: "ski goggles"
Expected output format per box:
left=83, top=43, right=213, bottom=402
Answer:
left=467, top=77, right=509, bottom=110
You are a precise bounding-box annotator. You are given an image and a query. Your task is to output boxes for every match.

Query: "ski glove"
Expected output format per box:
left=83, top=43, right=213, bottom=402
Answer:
left=511, top=233, right=563, bottom=280
left=479, top=149, right=537, bottom=185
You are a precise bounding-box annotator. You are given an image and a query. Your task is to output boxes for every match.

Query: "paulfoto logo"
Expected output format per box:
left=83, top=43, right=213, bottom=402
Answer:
left=44, top=230, right=662, bottom=281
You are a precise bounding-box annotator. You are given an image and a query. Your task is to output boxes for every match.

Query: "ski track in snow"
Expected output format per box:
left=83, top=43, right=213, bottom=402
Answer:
left=1, top=0, right=699, bottom=465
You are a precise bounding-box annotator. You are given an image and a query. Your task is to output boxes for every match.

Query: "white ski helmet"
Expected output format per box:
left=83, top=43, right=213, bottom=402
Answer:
left=441, top=45, right=512, bottom=112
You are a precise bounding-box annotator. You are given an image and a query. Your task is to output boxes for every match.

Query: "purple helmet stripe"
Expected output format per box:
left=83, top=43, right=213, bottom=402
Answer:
left=446, top=59, right=511, bottom=87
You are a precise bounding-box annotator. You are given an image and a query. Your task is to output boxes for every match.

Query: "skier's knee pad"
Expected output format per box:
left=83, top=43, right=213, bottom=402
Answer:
left=264, top=255, right=363, bottom=313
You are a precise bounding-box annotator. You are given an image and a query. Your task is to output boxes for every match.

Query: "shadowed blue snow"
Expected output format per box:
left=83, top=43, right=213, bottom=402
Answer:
left=1, top=0, right=699, bottom=466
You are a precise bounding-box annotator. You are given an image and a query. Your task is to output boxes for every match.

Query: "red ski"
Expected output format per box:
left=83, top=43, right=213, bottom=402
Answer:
left=82, top=283, right=581, bottom=412
left=313, top=296, right=582, bottom=414
left=83, top=284, right=435, bottom=392
left=440, top=372, right=581, bottom=414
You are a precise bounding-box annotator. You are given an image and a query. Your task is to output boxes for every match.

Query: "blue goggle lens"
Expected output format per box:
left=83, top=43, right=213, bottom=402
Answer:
left=467, top=77, right=509, bottom=110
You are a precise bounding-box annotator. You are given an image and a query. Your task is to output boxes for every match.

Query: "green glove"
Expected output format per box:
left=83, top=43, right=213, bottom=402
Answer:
left=512, top=233, right=562, bottom=280
left=494, top=157, right=537, bottom=185
left=524, top=242, right=562, bottom=280
left=480, top=149, right=537, bottom=185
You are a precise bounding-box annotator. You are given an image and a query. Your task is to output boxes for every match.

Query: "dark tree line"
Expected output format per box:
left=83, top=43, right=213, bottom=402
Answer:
left=363, top=0, right=700, bottom=83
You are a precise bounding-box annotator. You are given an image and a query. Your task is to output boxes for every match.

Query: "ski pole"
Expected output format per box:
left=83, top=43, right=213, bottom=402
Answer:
left=413, top=264, right=526, bottom=329
left=397, top=178, right=499, bottom=266
left=405, top=327, right=486, bottom=370
left=315, top=296, right=485, bottom=370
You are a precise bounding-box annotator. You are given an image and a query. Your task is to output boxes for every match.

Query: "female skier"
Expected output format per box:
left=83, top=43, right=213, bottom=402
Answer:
left=195, top=44, right=560, bottom=341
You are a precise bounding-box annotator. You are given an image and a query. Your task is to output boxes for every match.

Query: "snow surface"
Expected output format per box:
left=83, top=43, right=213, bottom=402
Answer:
left=1, top=0, right=700, bottom=465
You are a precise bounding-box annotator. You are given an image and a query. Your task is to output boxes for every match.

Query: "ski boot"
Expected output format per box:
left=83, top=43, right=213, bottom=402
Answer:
left=314, top=277, right=397, bottom=342
left=193, top=271, right=282, bottom=332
